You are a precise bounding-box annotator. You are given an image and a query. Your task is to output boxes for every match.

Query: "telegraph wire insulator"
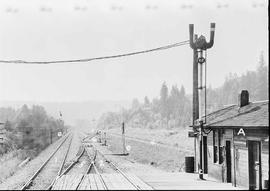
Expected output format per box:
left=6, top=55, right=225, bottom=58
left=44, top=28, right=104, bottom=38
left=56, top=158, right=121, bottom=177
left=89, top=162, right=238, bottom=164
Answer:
left=198, top=57, right=205, bottom=64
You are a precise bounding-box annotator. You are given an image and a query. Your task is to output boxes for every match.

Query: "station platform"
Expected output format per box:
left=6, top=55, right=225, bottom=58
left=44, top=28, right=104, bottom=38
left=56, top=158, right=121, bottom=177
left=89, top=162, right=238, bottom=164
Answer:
left=52, top=172, right=243, bottom=190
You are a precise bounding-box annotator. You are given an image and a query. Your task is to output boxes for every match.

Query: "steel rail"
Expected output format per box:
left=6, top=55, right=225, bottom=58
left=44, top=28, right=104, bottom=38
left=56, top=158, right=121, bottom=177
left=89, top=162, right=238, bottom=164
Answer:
left=83, top=144, right=109, bottom=190
left=94, top=146, right=141, bottom=190
left=60, top=147, right=85, bottom=176
left=47, top=134, right=74, bottom=190
left=75, top=149, right=98, bottom=190
left=92, top=160, right=109, bottom=190
left=48, top=133, right=97, bottom=190
left=20, top=133, right=71, bottom=190
left=58, top=135, right=73, bottom=176
left=58, top=133, right=97, bottom=177
left=85, top=149, right=97, bottom=174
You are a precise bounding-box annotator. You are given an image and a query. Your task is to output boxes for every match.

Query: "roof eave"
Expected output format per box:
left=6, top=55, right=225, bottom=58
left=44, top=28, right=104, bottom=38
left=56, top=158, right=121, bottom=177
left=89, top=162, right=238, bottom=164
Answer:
left=205, top=125, right=269, bottom=129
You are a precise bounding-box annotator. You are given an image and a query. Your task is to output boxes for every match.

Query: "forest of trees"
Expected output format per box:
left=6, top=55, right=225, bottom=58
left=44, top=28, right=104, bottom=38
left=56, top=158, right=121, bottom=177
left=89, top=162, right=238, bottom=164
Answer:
left=97, top=52, right=268, bottom=130
left=205, top=52, right=268, bottom=112
left=0, top=105, right=66, bottom=156
left=97, top=83, right=192, bottom=130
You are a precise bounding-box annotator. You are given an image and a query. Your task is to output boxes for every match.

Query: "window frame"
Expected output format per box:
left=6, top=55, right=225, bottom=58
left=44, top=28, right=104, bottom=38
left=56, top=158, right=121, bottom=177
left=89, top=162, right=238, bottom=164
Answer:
left=213, top=129, right=223, bottom=164
left=213, top=130, right=218, bottom=163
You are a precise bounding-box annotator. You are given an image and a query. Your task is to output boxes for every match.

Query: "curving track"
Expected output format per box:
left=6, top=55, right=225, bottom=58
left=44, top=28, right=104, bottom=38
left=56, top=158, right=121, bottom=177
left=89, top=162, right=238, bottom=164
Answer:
left=48, top=133, right=98, bottom=190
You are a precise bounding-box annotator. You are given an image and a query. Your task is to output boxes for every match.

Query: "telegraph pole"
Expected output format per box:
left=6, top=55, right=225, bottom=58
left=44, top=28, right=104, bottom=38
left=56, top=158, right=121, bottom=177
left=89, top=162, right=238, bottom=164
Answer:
left=122, top=122, right=126, bottom=155
left=192, top=34, right=199, bottom=173
left=50, top=127, right=53, bottom=144
left=189, top=23, right=215, bottom=180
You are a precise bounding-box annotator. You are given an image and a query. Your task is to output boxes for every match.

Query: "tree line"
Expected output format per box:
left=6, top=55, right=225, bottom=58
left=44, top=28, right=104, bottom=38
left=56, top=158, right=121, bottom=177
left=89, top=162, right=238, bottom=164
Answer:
left=205, top=52, right=268, bottom=113
left=0, top=104, right=66, bottom=156
left=97, top=52, right=268, bottom=130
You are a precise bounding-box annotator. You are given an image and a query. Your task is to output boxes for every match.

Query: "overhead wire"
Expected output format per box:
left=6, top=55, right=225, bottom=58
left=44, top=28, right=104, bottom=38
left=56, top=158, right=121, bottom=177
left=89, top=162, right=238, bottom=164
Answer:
left=0, top=40, right=189, bottom=65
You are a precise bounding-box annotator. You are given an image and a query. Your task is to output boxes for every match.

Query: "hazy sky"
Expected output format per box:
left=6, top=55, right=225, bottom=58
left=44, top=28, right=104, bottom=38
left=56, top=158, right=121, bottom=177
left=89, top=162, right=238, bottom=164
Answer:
left=0, top=0, right=268, bottom=103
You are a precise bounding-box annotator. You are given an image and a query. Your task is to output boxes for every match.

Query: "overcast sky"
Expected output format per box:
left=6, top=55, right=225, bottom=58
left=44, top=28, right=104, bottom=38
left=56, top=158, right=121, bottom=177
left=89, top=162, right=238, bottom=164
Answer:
left=0, top=0, right=268, bottom=103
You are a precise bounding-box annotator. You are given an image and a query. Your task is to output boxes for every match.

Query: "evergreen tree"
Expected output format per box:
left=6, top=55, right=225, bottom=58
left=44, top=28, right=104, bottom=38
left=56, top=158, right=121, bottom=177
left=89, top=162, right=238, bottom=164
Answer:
left=144, top=96, right=150, bottom=106
left=131, top=98, right=140, bottom=110
left=160, top=82, right=169, bottom=119
left=255, top=52, right=268, bottom=100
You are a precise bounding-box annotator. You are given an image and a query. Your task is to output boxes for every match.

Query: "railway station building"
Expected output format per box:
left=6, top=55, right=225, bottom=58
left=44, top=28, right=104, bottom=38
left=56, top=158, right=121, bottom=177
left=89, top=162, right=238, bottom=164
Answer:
left=193, top=90, right=269, bottom=190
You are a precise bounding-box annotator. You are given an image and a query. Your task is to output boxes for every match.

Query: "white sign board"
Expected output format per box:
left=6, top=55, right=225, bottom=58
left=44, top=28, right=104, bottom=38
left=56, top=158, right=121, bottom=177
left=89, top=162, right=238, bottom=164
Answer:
left=126, top=145, right=131, bottom=152
left=57, top=132, right=62, bottom=137
left=237, top=128, right=245, bottom=136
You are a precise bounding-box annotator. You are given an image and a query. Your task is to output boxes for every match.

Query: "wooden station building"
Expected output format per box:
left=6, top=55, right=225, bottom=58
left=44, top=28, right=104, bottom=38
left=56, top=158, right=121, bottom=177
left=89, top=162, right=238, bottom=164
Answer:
left=193, top=90, right=269, bottom=190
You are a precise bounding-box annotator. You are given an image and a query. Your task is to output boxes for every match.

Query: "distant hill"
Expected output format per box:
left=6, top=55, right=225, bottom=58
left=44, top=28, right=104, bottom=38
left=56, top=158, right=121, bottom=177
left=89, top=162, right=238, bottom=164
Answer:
left=0, top=100, right=131, bottom=126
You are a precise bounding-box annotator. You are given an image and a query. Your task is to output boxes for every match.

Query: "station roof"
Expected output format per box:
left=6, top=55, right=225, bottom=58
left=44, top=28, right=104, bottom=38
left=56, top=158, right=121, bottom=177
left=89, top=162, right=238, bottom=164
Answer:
left=199, top=100, right=269, bottom=128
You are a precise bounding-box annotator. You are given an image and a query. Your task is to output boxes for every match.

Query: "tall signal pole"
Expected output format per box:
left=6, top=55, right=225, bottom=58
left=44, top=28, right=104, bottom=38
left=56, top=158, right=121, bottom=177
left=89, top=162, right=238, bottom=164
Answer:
left=189, top=23, right=215, bottom=180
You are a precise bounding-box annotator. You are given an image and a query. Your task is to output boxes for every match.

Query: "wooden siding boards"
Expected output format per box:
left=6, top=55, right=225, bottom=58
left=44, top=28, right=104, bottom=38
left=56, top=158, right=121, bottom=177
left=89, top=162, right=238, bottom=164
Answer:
left=207, top=130, right=223, bottom=182
left=206, top=127, right=269, bottom=189
left=208, top=161, right=223, bottom=182
left=194, top=101, right=268, bottom=189
left=235, top=148, right=249, bottom=188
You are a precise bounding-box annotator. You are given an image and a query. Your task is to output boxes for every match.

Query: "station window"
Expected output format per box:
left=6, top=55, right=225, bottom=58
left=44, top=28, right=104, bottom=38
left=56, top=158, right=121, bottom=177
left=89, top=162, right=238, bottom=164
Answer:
left=213, top=130, right=218, bottom=163
left=218, top=130, right=223, bottom=164
left=213, top=129, right=223, bottom=164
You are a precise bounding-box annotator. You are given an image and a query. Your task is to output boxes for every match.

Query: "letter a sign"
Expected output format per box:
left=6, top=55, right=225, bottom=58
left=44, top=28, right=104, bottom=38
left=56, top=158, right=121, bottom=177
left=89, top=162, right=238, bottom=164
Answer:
left=237, top=128, right=246, bottom=136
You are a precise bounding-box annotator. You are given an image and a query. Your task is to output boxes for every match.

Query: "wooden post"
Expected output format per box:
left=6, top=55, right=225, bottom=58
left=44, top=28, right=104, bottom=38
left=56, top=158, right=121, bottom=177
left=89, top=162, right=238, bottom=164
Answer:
left=192, top=36, right=199, bottom=128
left=191, top=32, right=199, bottom=173
left=50, top=128, right=53, bottom=144
left=98, top=131, right=101, bottom=143
left=104, top=132, right=107, bottom=146
left=199, top=120, right=204, bottom=179
left=122, top=122, right=126, bottom=155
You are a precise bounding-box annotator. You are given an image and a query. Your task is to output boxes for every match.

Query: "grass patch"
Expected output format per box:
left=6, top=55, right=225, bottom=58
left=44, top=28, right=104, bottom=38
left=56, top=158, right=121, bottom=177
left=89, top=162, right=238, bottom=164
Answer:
left=106, top=133, right=192, bottom=172
left=107, top=127, right=193, bottom=151
left=0, top=149, right=37, bottom=183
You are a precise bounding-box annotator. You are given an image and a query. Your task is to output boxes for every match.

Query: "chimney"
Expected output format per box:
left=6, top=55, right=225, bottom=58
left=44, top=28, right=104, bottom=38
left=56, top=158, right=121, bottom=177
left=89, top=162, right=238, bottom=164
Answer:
left=238, top=90, right=249, bottom=107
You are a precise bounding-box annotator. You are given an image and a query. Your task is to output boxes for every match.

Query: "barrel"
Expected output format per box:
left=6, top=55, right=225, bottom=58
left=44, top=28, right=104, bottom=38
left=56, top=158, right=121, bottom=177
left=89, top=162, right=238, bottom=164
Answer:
left=264, top=180, right=269, bottom=189
left=185, top=156, right=194, bottom=173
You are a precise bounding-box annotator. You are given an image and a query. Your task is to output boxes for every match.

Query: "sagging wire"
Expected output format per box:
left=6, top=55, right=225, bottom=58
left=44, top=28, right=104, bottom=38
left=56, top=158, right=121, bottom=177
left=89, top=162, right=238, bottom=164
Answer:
left=0, top=40, right=189, bottom=65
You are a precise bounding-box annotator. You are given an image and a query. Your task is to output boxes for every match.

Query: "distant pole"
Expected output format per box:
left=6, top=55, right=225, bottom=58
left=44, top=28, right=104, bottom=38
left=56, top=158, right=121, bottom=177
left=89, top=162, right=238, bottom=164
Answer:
left=50, top=128, right=52, bottom=144
left=104, top=132, right=107, bottom=146
left=98, top=131, right=101, bottom=143
left=122, top=122, right=126, bottom=155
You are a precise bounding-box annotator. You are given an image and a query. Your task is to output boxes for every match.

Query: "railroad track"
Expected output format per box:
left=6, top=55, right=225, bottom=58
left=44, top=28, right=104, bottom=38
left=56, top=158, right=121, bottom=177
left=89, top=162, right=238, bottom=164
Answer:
left=21, top=133, right=73, bottom=190
left=90, top=145, right=142, bottom=190
left=80, top=131, right=142, bottom=189
left=49, top=132, right=147, bottom=190
left=48, top=133, right=98, bottom=190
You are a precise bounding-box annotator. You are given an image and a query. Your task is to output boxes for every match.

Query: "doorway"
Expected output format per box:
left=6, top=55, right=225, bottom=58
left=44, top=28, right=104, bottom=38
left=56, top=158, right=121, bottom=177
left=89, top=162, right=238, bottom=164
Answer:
left=225, top=140, right=232, bottom=183
left=203, top=136, right=208, bottom=173
left=248, top=141, right=262, bottom=190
